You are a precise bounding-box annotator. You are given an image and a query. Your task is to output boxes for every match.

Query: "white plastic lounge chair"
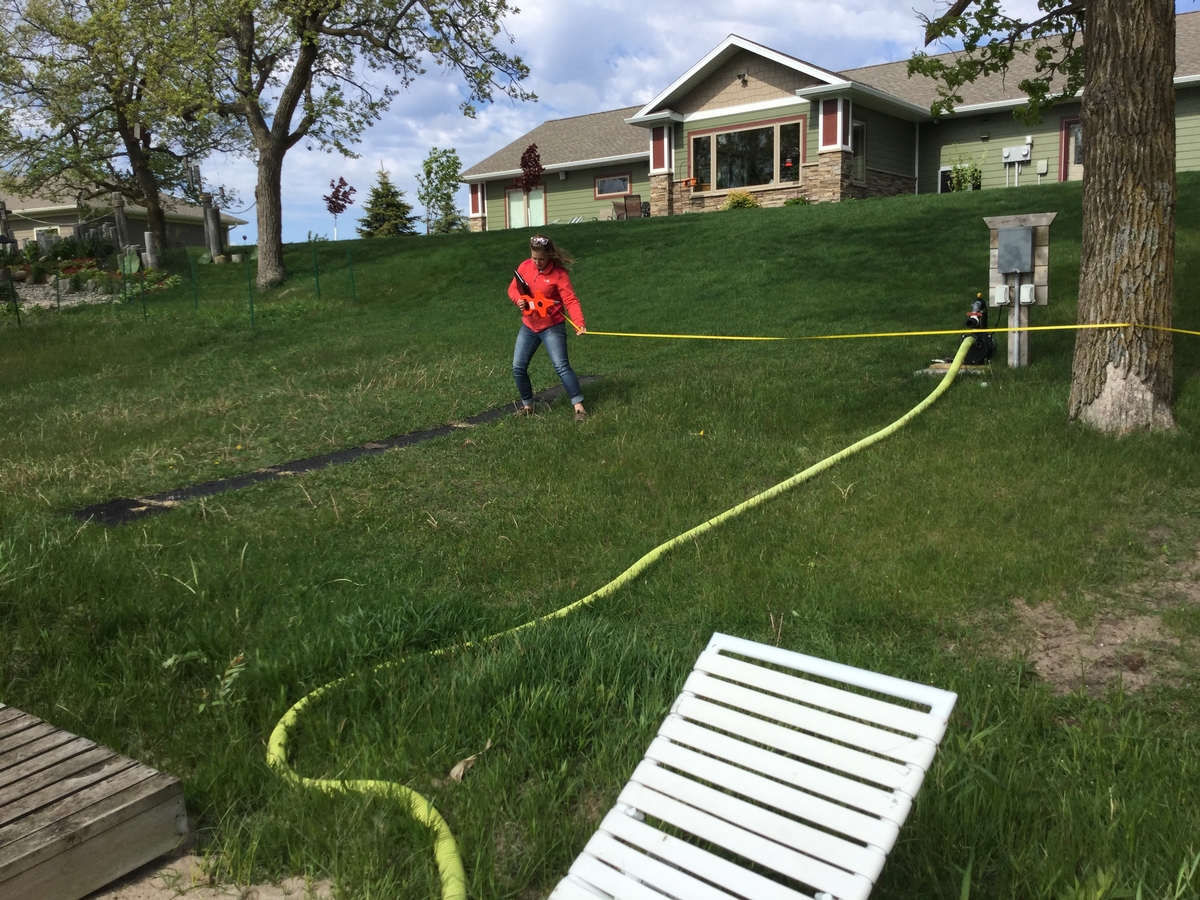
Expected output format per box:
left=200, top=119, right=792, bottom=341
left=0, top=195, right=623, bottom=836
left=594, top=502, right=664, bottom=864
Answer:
left=548, top=633, right=957, bottom=900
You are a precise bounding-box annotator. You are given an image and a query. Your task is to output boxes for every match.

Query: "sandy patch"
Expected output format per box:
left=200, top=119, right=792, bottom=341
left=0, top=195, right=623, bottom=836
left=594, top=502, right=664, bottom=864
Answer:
left=998, top=538, right=1198, bottom=696
left=1008, top=598, right=1179, bottom=695
left=85, top=854, right=333, bottom=900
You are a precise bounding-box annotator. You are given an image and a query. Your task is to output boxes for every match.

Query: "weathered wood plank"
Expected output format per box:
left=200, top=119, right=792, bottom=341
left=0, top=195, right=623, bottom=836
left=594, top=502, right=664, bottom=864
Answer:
left=0, top=737, right=97, bottom=792
left=0, top=722, right=57, bottom=757
left=0, top=771, right=180, bottom=880
left=0, top=730, right=78, bottom=773
left=0, top=792, right=186, bottom=900
left=0, top=712, right=38, bottom=739
left=0, top=708, right=25, bottom=729
left=0, top=749, right=130, bottom=827
left=0, top=764, right=157, bottom=854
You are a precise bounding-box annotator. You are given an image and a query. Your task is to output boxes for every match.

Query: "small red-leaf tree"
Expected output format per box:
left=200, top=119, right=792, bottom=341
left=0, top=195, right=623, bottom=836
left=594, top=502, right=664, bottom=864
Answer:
left=514, top=143, right=544, bottom=194
left=323, top=177, right=356, bottom=241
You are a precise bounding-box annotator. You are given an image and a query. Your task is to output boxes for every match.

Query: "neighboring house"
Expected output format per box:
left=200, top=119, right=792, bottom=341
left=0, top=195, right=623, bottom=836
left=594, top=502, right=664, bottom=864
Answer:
left=0, top=190, right=247, bottom=247
left=463, top=11, right=1200, bottom=230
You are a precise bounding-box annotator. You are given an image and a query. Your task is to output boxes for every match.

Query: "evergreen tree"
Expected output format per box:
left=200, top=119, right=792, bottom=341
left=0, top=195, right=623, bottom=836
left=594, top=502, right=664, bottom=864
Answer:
left=356, top=169, right=417, bottom=238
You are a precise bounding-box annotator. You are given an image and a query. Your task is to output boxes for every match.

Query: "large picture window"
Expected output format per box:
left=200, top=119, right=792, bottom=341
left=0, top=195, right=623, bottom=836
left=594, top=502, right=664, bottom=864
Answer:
left=716, top=127, right=773, bottom=189
left=690, top=117, right=805, bottom=193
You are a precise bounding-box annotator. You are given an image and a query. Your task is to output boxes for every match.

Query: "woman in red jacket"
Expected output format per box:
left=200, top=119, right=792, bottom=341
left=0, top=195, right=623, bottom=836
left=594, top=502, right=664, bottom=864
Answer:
left=507, top=234, right=589, bottom=421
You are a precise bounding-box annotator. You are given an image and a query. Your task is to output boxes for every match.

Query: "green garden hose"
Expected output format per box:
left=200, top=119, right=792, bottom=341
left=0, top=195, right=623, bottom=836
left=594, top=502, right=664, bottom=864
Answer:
left=266, top=335, right=977, bottom=900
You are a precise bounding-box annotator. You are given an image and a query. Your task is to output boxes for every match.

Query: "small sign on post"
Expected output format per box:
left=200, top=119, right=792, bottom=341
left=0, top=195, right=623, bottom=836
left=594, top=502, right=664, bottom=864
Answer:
left=983, top=212, right=1056, bottom=367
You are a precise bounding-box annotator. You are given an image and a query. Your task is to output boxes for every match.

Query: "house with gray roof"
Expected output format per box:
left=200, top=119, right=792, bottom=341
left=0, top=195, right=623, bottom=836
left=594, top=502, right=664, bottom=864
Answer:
left=463, top=12, right=1200, bottom=230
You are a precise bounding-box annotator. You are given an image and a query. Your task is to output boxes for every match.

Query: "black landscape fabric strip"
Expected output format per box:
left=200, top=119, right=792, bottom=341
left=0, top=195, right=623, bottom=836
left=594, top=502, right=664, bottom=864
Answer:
left=73, top=376, right=601, bottom=528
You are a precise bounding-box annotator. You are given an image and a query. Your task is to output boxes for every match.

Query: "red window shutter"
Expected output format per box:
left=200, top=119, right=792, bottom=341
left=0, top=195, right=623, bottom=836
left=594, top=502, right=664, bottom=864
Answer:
left=822, top=100, right=838, bottom=146
left=470, top=184, right=479, bottom=215
left=842, top=101, right=851, bottom=146
left=652, top=127, right=665, bottom=170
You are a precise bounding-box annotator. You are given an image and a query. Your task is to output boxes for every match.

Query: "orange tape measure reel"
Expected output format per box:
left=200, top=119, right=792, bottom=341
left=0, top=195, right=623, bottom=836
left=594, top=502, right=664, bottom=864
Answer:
left=513, top=269, right=556, bottom=318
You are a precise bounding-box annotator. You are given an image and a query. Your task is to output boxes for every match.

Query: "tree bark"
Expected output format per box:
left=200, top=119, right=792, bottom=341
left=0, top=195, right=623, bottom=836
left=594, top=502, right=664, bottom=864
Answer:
left=1069, top=0, right=1176, bottom=431
left=255, top=145, right=287, bottom=289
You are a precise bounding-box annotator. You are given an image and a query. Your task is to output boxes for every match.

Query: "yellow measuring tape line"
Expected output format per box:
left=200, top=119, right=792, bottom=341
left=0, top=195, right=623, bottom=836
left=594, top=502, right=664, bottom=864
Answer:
left=267, top=336, right=979, bottom=900
left=582, top=322, right=1200, bottom=341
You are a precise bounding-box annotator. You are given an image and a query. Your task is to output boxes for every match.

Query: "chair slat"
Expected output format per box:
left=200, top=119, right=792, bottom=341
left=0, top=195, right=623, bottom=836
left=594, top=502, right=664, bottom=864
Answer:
left=569, top=854, right=680, bottom=900
left=656, top=718, right=910, bottom=827
left=676, top=696, right=925, bottom=796
left=695, top=652, right=943, bottom=740
left=600, top=810, right=812, bottom=900
left=618, top=781, right=873, bottom=900
left=549, top=875, right=611, bottom=900
left=576, top=834, right=743, bottom=900
left=684, top=672, right=935, bottom=767
left=631, top=759, right=887, bottom=881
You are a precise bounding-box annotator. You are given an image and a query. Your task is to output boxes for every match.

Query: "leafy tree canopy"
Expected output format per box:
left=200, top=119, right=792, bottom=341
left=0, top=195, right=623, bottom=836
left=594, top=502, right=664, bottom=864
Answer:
left=416, top=147, right=467, bottom=234
left=908, top=0, right=1086, bottom=123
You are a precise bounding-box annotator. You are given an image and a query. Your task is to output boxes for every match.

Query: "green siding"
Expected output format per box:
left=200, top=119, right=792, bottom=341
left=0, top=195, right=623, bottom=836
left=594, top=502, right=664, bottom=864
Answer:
left=1176, top=86, right=1200, bottom=171
left=855, top=105, right=916, bottom=176
left=479, top=164, right=651, bottom=230
left=917, top=104, right=1076, bottom=193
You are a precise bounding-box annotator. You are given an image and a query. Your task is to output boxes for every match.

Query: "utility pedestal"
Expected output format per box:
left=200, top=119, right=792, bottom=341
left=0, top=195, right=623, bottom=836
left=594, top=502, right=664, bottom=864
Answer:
left=983, top=212, right=1056, bottom=367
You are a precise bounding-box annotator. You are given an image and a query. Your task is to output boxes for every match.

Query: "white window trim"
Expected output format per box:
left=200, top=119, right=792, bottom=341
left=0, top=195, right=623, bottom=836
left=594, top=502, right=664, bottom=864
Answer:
left=819, top=97, right=853, bottom=153
left=649, top=124, right=674, bottom=176
left=689, top=118, right=805, bottom=194
left=851, top=120, right=867, bottom=185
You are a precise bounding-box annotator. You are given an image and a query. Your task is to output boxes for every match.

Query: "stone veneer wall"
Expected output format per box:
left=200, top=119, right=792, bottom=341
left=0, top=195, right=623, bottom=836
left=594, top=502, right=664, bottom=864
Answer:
left=864, top=168, right=916, bottom=198
left=469, top=218, right=485, bottom=233
left=644, top=157, right=914, bottom=218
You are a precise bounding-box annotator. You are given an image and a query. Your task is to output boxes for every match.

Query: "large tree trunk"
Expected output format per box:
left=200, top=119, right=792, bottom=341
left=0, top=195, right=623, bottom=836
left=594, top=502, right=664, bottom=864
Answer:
left=254, top=146, right=287, bottom=289
left=1068, top=0, right=1176, bottom=432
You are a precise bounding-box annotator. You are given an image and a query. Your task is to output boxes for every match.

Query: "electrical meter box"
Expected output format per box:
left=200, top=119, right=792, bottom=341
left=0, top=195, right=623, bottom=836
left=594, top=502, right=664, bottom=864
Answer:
left=998, top=227, right=1033, bottom=274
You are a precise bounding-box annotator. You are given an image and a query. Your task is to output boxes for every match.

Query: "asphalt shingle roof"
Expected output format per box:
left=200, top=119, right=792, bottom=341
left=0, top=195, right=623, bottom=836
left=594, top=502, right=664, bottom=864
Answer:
left=462, top=106, right=646, bottom=179
left=841, top=9, right=1200, bottom=109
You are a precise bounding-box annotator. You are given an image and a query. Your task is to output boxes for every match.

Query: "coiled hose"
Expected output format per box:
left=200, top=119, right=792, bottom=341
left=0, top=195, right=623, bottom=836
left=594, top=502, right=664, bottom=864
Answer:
left=266, top=335, right=977, bottom=900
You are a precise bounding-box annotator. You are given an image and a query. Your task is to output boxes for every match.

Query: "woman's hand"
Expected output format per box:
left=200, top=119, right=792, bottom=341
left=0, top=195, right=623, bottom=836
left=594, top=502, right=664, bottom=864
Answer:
left=516, top=298, right=529, bottom=311
left=574, top=325, right=587, bottom=335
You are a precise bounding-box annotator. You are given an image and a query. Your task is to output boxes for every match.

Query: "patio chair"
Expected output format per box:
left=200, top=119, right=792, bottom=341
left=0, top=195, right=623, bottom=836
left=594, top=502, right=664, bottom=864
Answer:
left=624, top=195, right=643, bottom=219
left=612, top=200, right=627, bottom=220
left=548, top=632, right=957, bottom=900
left=569, top=216, right=583, bottom=224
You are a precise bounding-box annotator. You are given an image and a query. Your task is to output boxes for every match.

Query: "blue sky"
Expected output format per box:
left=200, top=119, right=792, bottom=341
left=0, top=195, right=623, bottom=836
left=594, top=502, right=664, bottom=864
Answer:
left=205, top=1, right=1193, bottom=245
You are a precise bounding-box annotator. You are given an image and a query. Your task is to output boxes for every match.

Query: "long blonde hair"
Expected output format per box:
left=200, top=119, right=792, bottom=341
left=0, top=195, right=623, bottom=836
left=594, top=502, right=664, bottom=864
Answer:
left=530, top=234, right=575, bottom=268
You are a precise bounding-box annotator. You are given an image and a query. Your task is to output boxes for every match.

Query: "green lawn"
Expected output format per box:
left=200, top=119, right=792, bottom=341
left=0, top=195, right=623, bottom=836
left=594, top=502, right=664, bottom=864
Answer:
left=2, top=177, right=1200, bottom=900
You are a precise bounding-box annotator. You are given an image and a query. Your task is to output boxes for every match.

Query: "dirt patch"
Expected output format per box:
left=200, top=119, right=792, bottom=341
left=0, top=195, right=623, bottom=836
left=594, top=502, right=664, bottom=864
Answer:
left=1007, top=597, right=1180, bottom=695
left=86, top=854, right=333, bottom=900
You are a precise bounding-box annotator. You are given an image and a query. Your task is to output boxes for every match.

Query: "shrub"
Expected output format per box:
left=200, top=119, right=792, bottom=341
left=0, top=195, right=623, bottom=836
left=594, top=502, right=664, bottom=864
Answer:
left=720, top=190, right=760, bottom=210
left=783, top=196, right=811, bottom=207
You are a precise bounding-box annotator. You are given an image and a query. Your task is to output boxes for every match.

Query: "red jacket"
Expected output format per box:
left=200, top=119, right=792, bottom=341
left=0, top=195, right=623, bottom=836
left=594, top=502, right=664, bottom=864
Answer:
left=508, top=259, right=586, bottom=333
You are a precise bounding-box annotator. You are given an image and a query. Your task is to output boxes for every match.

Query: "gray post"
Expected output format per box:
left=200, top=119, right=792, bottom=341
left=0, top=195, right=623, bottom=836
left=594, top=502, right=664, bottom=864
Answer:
left=143, top=231, right=159, bottom=269
left=111, top=192, right=130, bottom=249
left=207, top=208, right=223, bottom=259
left=200, top=193, right=222, bottom=258
left=0, top=201, right=10, bottom=240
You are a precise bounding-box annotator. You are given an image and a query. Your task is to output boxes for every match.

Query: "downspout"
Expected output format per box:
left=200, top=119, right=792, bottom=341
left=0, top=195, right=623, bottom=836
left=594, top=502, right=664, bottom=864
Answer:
left=914, top=122, right=920, bottom=194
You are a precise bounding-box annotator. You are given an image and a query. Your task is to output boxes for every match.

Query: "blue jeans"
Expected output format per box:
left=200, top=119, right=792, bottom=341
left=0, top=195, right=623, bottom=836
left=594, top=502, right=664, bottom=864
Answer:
left=513, top=323, right=583, bottom=406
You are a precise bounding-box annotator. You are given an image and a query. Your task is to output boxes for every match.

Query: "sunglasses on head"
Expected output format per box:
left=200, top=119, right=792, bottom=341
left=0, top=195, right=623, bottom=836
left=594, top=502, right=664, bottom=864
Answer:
left=530, top=236, right=551, bottom=248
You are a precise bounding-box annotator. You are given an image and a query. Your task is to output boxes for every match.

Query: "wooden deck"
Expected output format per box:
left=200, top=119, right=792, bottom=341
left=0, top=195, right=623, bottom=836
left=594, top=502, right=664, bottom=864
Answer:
left=0, top=703, right=187, bottom=900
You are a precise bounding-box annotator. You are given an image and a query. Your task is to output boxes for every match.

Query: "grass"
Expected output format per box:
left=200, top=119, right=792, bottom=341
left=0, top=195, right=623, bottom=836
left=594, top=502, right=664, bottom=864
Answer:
left=2, top=175, right=1200, bottom=899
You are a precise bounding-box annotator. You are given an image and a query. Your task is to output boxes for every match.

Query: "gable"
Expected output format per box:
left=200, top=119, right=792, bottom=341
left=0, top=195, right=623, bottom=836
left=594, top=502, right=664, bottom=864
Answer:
left=677, top=49, right=827, bottom=116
